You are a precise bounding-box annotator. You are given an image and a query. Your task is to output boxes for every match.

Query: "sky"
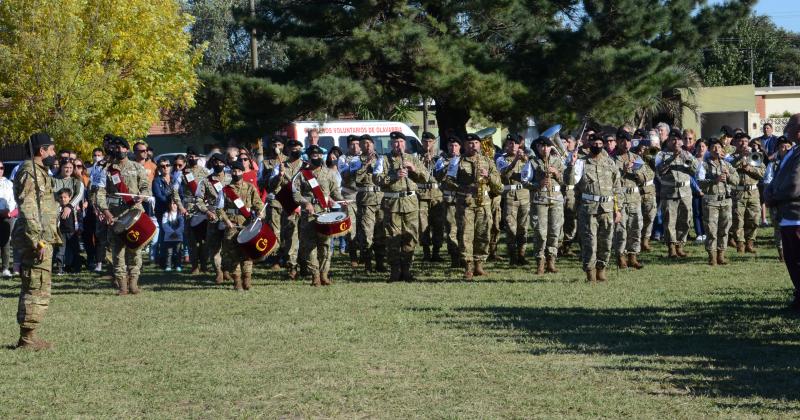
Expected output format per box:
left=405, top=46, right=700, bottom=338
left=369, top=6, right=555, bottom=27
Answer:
left=712, top=0, right=800, bottom=33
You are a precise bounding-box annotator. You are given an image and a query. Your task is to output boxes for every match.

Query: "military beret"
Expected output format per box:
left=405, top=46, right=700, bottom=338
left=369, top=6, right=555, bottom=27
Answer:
left=734, top=132, right=751, bottom=141
left=29, top=132, right=54, bottom=149
left=532, top=135, right=553, bottom=146
left=230, top=160, right=245, bottom=171
left=329, top=146, right=343, bottom=158
left=286, top=139, right=303, bottom=148
left=359, top=134, right=373, bottom=143
left=447, top=135, right=462, bottom=145
left=306, top=144, right=324, bottom=155
left=707, top=138, right=721, bottom=148
left=272, top=136, right=287, bottom=145
left=669, top=128, right=683, bottom=139
left=114, top=136, right=130, bottom=149
left=209, top=152, right=225, bottom=163
left=634, top=128, right=647, bottom=138
left=465, top=133, right=481, bottom=142
left=421, top=131, right=436, bottom=140
left=618, top=131, right=632, bottom=141
left=749, top=138, right=762, bottom=147
left=505, top=133, right=524, bottom=144
left=389, top=131, right=406, bottom=140
left=346, top=134, right=360, bottom=144
left=103, top=133, right=115, bottom=144
left=720, top=125, right=734, bottom=137
left=186, top=147, right=198, bottom=156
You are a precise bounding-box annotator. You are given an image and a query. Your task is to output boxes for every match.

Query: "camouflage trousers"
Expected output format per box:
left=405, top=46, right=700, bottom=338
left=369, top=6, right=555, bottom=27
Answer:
left=613, top=204, right=642, bottom=255
left=443, top=198, right=459, bottom=257
left=357, top=203, right=385, bottom=258
left=660, top=195, right=692, bottom=245
left=503, top=193, right=530, bottom=254
left=299, top=214, right=332, bottom=275
left=206, top=222, right=225, bottom=274
left=562, top=191, right=577, bottom=247
left=532, top=202, right=564, bottom=259
left=383, top=207, right=419, bottom=266
left=95, top=221, right=112, bottom=267
left=281, top=211, right=299, bottom=269
left=770, top=206, right=782, bottom=249
left=185, top=216, right=207, bottom=269
left=641, top=194, right=658, bottom=242
left=17, top=244, right=52, bottom=330
left=110, top=231, right=142, bottom=289
left=579, top=208, right=614, bottom=272
left=418, top=198, right=444, bottom=251
left=732, top=195, right=760, bottom=243
left=702, top=201, right=732, bottom=252
left=488, top=196, right=501, bottom=257
left=221, top=227, right=252, bottom=277
left=457, top=201, right=491, bottom=263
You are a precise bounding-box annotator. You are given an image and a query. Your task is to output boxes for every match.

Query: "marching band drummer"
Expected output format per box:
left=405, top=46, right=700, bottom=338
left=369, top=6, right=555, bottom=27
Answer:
left=217, top=160, right=264, bottom=291
left=496, top=133, right=530, bottom=266
left=338, top=135, right=361, bottom=267
left=96, top=137, right=151, bottom=295
left=198, top=153, right=230, bottom=284
left=292, top=145, right=347, bottom=287
left=698, top=139, right=739, bottom=266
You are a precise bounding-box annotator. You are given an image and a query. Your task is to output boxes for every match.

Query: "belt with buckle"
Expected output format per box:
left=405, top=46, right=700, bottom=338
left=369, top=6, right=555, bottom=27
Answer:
left=565, top=185, right=575, bottom=191
left=416, top=182, right=439, bottom=190
left=503, top=184, right=523, bottom=191
left=457, top=191, right=489, bottom=198
left=662, top=181, right=688, bottom=188
left=357, top=186, right=381, bottom=193
left=107, top=197, right=124, bottom=206
left=225, top=209, right=240, bottom=216
left=581, top=193, right=613, bottom=203
left=735, top=185, right=758, bottom=191
left=383, top=191, right=416, bottom=198
left=624, top=187, right=638, bottom=194
left=341, top=187, right=356, bottom=195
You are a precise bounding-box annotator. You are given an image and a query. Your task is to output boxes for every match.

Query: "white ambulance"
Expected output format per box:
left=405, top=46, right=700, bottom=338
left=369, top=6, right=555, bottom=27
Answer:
left=279, top=120, right=423, bottom=155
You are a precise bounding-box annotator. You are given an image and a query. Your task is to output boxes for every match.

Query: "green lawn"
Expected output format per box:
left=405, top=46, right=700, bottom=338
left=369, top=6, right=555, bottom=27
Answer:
left=1, top=234, right=798, bottom=418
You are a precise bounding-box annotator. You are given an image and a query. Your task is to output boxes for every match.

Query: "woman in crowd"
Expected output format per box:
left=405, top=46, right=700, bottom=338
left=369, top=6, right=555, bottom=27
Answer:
left=0, top=161, right=16, bottom=277
left=152, top=158, right=174, bottom=267
left=692, top=140, right=707, bottom=244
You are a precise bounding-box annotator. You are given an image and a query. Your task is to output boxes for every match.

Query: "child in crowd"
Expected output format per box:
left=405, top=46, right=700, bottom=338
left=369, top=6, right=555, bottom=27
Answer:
left=55, top=188, right=80, bottom=275
left=161, top=200, right=184, bottom=272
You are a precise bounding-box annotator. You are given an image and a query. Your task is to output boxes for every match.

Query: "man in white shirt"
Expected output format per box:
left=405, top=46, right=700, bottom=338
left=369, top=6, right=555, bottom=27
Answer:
left=0, top=161, right=16, bottom=276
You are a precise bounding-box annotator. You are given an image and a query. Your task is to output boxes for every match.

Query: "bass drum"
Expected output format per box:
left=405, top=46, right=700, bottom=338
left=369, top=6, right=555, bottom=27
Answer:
left=236, top=218, right=278, bottom=261
left=190, top=213, right=208, bottom=236
left=314, top=211, right=351, bottom=238
left=113, top=209, right=157, bottom=250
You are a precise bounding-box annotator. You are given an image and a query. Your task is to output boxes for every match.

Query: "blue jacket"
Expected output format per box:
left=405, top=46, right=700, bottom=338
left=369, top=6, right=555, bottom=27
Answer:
left=153, top=176, right=172, bottom=216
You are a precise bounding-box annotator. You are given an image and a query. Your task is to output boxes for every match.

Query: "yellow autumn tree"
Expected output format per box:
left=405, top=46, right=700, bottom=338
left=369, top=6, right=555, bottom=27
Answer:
left=0, top=0, right=201, bottom=156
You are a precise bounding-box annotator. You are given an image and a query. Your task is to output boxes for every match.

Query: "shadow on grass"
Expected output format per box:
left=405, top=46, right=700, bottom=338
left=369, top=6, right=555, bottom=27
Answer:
left=416, top=290, right=800, bottom=403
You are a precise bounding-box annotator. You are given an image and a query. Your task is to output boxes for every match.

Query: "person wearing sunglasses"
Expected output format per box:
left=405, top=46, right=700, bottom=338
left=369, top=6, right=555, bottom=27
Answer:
left=175, top=148, right=210, bottom=274
left=0, top=160, right=16, bottom=277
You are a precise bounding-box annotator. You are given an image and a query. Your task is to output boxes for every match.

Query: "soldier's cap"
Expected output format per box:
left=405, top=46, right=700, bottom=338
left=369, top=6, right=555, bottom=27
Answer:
left=617, top=131, right=632, bottom=142
left=209, top=152, right=226, bottom=163
left=286, top=139, right=303, bottom=149
left=271, top=136, right=286, bottom=145
left=634, top=128, right=647, bottom=138
left=668, top=128, right=683, bottom=139
left=306, top=144, right=324, bottom=155
left=707, top=138, right=721, bottom=148
left=505, top=133, right=523, bottom=144
left=359, top=134, right=373, bottom=142
left=749, top=137, right=762, bottom=147
left=532, top=135, right=553, bottom=146
left=29, top=132, right=54, bottom=149
left=465, top=133, right=481, bottom=142
left=777, top=136, right=792, bottom=147
left=346, top=134, right=360, bottom=143
left=421, top=131, right=436, bottom=141
left=103, top=133, right=115, bottom=144
left=720, top=125, right=734, bottom=137
left=447, top=135, right=462, bottom=145
left=602, top=133, right=617, bottom=142
left=734, top=132, right=751, bottom=141
left=230, top=160, right=245, bottom=171
left=186, top=147, right=198, bottom=156
left=389, top=131, right=406, bottom=140
left=114, top=136, right=130, bottom=149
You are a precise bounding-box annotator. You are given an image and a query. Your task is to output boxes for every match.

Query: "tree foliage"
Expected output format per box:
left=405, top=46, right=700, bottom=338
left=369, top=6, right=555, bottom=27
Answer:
left=0, top=0, right=201, bottom=156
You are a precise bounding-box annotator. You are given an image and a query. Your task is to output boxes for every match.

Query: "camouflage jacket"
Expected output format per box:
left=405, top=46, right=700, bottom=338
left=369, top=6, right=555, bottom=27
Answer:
left=13, top=160, right=62, bottom=248
left=374, top=152, right=429, bottom=213
left=96, top=158, right=150, bottom=216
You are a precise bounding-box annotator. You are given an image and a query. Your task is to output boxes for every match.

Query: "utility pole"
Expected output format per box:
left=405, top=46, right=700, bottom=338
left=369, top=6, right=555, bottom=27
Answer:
left=750, top=48, right=754, bottom=85
left=422, top=97, right=429, bottom=133
left=250, top=0, right=258, bottom=71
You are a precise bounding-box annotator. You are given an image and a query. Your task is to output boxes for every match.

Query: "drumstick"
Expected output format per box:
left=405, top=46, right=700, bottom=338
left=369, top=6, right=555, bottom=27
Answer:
left=114, top=192, right=153, bottom=199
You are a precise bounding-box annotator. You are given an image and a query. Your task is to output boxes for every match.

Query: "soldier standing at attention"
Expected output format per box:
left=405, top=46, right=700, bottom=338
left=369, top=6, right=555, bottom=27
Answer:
left=435, top=136, right=462, bottom=268
left=445, top=133, right=502, bottom=280
left=293, top=145, right=346, bottom=286
left=217, top=160, right=263, bottom=290
left=97, top=137, right=150, bottom=295
left=199, top=153, right=230, bottom=283
left=271, top=139, right=304, bottom=280
left=698, top=139, right=739, bottom=266
left=496, top=134, right=529, bottom=265
left=176, top=148, right=209, bottom=274
left=522, top=135, right=565, bottom=275
left=338, top=135, right=361, bottom=267
left=729, top=132, right=765, bottom=254
left=417, top=132, right=445, bottom=262
left=353, top=134, right=386, bottom=273
left=259, top=137, right=285, bottom=270
left=13, top=133, right=60, bottom=350
left=613, top=132, right=645, bottom=269
left=573, top=134, right=622, bottom=282
left=559, top=135, right=580, bottom=257
left=638, top=145, right=658, bottom=252
left=375, top=132, right=428, bottom=282
left=655, top=129, right=698, bottom=259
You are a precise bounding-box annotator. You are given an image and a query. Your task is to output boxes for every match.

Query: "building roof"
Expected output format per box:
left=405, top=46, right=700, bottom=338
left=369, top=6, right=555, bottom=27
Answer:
left=755, top=86, right=800, bottom=96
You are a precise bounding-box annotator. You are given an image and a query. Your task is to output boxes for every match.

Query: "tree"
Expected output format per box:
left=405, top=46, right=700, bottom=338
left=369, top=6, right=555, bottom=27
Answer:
left=0, top=0, right=201, bottom=156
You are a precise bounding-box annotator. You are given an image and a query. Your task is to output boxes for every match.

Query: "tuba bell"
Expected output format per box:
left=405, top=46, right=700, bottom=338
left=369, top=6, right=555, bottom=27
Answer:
left=748, top=151, right=763, bottom=167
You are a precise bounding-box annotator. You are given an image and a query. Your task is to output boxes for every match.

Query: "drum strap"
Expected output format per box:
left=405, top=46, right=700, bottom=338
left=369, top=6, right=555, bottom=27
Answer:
left=222, top=186, right=251, bottom=218
left=183, top=169, right=199, bottom=196
left=300, top=169, right=328, bottom=209
left=109, top=168, right=134, bottom=206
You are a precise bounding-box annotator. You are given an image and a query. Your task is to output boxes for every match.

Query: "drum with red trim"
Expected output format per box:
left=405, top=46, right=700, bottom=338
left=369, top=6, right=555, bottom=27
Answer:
left=113, top=209, right=157, bottom=250
left=314, top=211, right=351, bottom=238
left=275, top=185, right=299, bottom=214
left=190, top=213, right=208, bottom=236
left=236, top=218, right=278, bottom=261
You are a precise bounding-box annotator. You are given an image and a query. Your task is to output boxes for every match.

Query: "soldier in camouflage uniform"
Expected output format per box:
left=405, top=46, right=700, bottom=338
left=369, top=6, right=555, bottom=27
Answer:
left=199, top=153, right=230, bottom=283
left=417, top=132, right=445, bottom=262
left=444, top=133, right=503, bottom=280
left=698, top=139, right=739, bottom=266
left=13, top=133, right=60, bottom=350
left=271, top=139, right=304, bottom=280
left=338, top=135, right=361, bottom=267
left=637, top=147, right=658, bottom=252
left=574, top=134, right=622, bottom=282
left=655, top=129, right=698, bottom=259
left=354, top=134, right=387, bottom=273
left=89, top=138, right=114, bottom=274
left=729, top=132, right=765, bottom=254
left=258, top=136, right=285, bottom=270
left=97, top=137, right=151, bottom=295
left=435, top=136, right=462, bottom=268
left=559, top=136, right=580, bottom=257
left=613, top=132, right=645, bottom=269
left=496, top=134, right=529, bottom=265
left=293, top=145, right=346, bottom=286
left=175, top=148, right=209, bottom=274
left=217, top=160, right=264, bottom=290
left=522, top=136, right=565, bottom=275
left=375, top=132, right=429, bottom=281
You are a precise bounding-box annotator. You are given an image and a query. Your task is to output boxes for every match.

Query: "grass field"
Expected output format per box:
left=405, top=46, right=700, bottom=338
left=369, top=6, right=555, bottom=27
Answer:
left=1, top=233, right=799, bottom=418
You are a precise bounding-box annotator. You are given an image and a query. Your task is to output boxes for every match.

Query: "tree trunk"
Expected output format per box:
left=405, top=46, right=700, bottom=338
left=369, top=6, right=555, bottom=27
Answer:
left=434, top=98, right=470, bottom=151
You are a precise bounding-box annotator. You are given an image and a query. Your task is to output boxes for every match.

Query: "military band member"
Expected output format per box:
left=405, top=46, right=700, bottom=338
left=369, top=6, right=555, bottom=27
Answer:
left=338, top=135, right=362, bottom=267
left=417, top=132, right=445, bottom=262
left=435, top=136, right=462, bottom=268
left=176, top=148, right=210, bottom=274
left=729, top=132, right=766, bottom=254
left=574, top=134, right=622, bottom=282
left=559, top=136, right=579, bottom=257
left=522, top=135, right=565, bottom=274
left=89, top=138, right=114, bottom=274
left=353, top=134, right=387, bottom=273
left=638, top=150, right=658, bottom=252
left=655, top=129, right=698, bottom=259
left=217, top=160, right=263, bottom=291
left=613, top=132, right=645, bottom=269
left=698, top=139, right=739, bottom=266
left=293, top=145, right=346, bottom=286
left=496, top=134, right=530, bottom=265
left=444, top=133, right=503, bottom=280
left=13, top=133, right=60, bottom=350
left=199, top=153, right=230, bottom=283
left=374, top=132, right=429, bottom=282
left=271, top=139, right=305, bottom=280
left=97, top=137, right=150, bottom=295
left=259, top=136, right=286, bottom=270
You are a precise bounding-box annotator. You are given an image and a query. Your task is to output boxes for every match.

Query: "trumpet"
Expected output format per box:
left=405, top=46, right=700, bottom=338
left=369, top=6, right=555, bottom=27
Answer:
left=748, top=151, right=763, bottom=167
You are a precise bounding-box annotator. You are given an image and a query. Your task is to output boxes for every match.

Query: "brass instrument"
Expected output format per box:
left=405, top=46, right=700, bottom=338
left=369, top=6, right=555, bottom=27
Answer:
left=748, top=151, right=763, bottom=167
left=476, top=149, right=486, bottom=207
left=541, top=124, right=566, bottom=157
left=398, top=150, right=411, bottom=192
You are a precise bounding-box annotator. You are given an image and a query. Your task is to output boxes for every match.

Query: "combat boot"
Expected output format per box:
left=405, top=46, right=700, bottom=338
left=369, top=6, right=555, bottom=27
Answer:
left=675, top=244, right=688, bottom=258
left=232, top=274, right=243, bottom=291
left=401, top=263, right=415, bottom=282
left=450, top=254, right=461, bottom=268
left=214, top=270, right=224, bottom=284
left=431, top=247, right=443, bottom=262
left=745, top=239, right=756, bottom=254
left=779, top=248, right=785, bottom=262
left=191, top=263, right=200, bottom=275
left=736, top=241, right=745, bottom=254
left=707, top=250, right=717, bottom=266
left=320, top=272, right=331, bottom=286
left=389, top=264, right=401, bottom=282
left=507, top=245, right=517, bottom=266
left=288, top=266, right=298, bottom=281
left=667, top=243, right=678, bottom=259
left=560, top=242, right=574, bottom=257
left=375, top=253, right=387, bottom=273
left=242, top=272, right=252, bottom=290
left=116, top=277, right=129, bottom=296
left=641, top=238, right=652, bottom=252
left=474, top=261, right=487, bottom=276
left=546, top=255, right=559, bottom=273
left=596, top=267, right=608, bottom=282
left=129, top=276, right=141, bottom=295
left=311, top=273, right=321, bottom=287
left=728, top=238, right=737, bottom=248
left=517, top=248, right=528, bottom=266
left=717, top=249, right=728, bottom=265
left=349, top=247, right=359, bottom=267
left=224, top=272, right=233, bottom=282
left=617, top=255, right=628, bottom=269
left=363, top=250, right=373, bottom=273
left=536, top=258, right=545, bottom=275
left=422, top=246, right=431, bottom=262
left=271, top=262, right=281, bottom=271
left=628, top=253, right=644, bottom=270
left=464, top=261, right=474, bottom=281
left=16, top=327, right=51, bottom=351
left=585, top=268, right=597, bottom=283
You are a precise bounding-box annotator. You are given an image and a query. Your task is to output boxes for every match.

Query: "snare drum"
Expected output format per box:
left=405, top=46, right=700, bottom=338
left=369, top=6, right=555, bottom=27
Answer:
left=113, top=209, right=157, bottom=250
left=236, top=218, right=278, bottom=261
left=190, top=213, right=208, bottom=236
left=275, top=184, right=300, bottom=214
left=314, top=211, right=351, bottom=238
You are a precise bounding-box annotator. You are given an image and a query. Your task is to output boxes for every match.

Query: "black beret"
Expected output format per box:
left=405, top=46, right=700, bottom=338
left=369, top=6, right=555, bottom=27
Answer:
left=447, top=135, right=462, bottom=145
left=634, top=128, right=647, bottom=138
left=669, top=128, right=683, bottom=139
left=359, top=134, right=373, bottom=142
left=114, top=136, right=130, bottom=149
left=720, top=125, right=734, bottom=137
left=286, top=139, right=303, bottom=148
left=329, top=146, right=343, bottom=157
left=707, top=138, right=721, bottom=147
left=272, top=136, right=286, bottom=145
left=618, top=131, right=632, bottom=141
left=734, top=132, right=751, bottom=141
left=421, top=131, right=436, bottom=140
left=505, top=133, right=523, bottom=144
left=230, top=160, right=245, bottom=171
left=346, top=134, right=360, bottom=144
left=29, top=132, right=54, bottom=149
left=389, top=131, right=405, bottom=140
left=777, top=136, right=792, bottom=147
left=306, top=144, right=324, bottom=155
left=103, top=133, right=115, bottom=144
left=532, top=135, right=553, bottom=146
left=186, top=147, right=198, bottom=156
left=209, top=152, right=225, bottom=163
left=465, top=133, right=481, bottom=142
